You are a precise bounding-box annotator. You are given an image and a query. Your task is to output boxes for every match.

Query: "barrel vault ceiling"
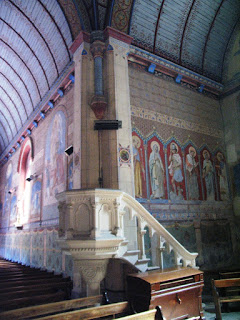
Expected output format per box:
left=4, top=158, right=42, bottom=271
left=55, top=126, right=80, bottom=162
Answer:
left=0, top=0, right=239, bottom=160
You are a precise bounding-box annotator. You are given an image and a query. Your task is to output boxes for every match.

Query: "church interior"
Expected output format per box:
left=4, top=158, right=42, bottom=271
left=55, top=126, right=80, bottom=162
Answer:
left=0, top=0, right=240, bottom=319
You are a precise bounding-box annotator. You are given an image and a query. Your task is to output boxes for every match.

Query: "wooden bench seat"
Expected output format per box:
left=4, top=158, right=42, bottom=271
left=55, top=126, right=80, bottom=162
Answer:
left=0, top=273, right=63, bottom=283
left=212, top=278, right=240, bottom=320
left=38, top=301, right=130, bottom=320
left=0, top=290, right=66, bottom=312
left=0, top=295, right=104, bottom=320
left=0, top=280, right=72, bottom=296
left=0, top=276, right=71, bottom=288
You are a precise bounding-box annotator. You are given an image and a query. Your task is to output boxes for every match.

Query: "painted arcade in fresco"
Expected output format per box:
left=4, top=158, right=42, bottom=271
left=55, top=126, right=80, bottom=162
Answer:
left=132, top=131, right=229, bottom=203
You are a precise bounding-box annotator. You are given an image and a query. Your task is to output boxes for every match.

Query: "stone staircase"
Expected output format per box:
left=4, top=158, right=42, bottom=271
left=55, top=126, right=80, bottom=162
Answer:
left=56, top=189, right=198, bottom=296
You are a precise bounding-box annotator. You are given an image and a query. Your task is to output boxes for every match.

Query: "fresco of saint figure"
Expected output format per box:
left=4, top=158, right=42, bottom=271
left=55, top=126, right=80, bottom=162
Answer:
left=132, top=135, right=145, bottom=198
left=149, top=141, right=165, bottom=199
left=45, top=111, right=66, bottom=202
left=31, top=180, right=42, bottom=216
left=215, top=152, right=228, bottom=200
left=202, top=150, right=215, bottom=200
left=186, top=146, right=199, bottom=200
left=3, top=162, right=12, bottom=217
left=168, top=142, right=184, bottom=200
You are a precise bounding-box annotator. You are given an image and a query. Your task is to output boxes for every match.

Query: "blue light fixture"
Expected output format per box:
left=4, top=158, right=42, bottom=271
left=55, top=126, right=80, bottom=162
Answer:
left=175, top=74, right=183, bottom=84
left=48, top=101, right=54, bottom=109
left=33, top=121, right=38, bottom=128
left=69, top=74, right=75, bottom=83
left=198, top=84, right=204, bottom=93
left=16, top=142, right=20, bottom=148
left=57, top=88, right=64, bottom=97
left=40, top=112, right=45, bottom=119
left=148, top=63, right=156, bottom=74
left=27, top=129, right=31, bottom=135
left=21, top=135, right=25, bottom=141
left=8, top=152, right=12, bottom=157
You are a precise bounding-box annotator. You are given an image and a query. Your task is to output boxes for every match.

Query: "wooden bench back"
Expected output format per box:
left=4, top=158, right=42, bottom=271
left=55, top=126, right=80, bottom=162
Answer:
left=39, top=301, right=129, bottom=320
left=0, top=295, right=103, bottom=320
left=212, top=278, right=240, bottom=288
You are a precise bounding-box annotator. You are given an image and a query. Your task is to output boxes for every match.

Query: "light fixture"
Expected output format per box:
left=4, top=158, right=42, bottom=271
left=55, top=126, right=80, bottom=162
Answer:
left=48, top=101, right=54, bottom=109
left=148, top=63, right=156, bottom=74
left=198, top=84, right=204, bottom=93
left=175, top=74, right=183, bottom=84
left=40, top=112, right=45, bottom=119
left=69, top=74, right=75, bottom=83
left=8, top=188, right=15, bottom=194
left=57, top=88, right=64, bottom=97
left=64, top=145, right=73, bottom=156
left=26, top=174, right=37, bottom=182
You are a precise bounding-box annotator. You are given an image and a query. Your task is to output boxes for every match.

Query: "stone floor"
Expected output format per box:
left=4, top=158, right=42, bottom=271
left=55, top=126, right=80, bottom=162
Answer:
left=203, top=302, right=240, bottom=320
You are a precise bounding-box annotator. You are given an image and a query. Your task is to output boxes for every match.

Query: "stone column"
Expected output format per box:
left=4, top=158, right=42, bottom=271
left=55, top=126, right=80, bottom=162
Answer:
left=78, top=259, right=109, bottom=296
left=105, top=28, right=135, bottom=196
left=70, top=32, right=99, bottom=189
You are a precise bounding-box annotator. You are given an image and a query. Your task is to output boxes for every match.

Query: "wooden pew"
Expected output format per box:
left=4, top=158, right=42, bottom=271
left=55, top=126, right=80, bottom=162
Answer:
left=0, top=280, right=72, bottom=297
left=0, top=295, right=103, bottom=320
left=0, top=291, right=66, bottom=312
left=212, top=278, right=240, bottom=320
left=219, top=271, right=240, bottom=279
left=37, top=301, right=130, bottom=320
left=117, top=306, right=164, bottom=320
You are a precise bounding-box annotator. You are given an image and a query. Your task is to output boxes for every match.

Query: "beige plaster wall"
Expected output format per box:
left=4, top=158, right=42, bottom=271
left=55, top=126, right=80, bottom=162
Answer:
left=129, top=64, right=223, bottom=150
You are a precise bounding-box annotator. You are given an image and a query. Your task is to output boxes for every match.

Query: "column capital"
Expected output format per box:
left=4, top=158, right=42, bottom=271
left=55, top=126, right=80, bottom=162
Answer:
left=90, top=40, right=106, bottom=59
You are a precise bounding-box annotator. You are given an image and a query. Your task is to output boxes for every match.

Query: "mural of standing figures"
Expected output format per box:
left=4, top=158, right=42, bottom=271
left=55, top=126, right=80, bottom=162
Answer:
left=202, top=150, right=215, bottom=200
left=132, top=135, right=145, bottom=198
left=168, top=142, right=185, bottom=200
left=149, top=141, right=165, bottom=199
left=45, top=111, right=66, bottom=204
left=185, top=146, right=200, bottom=200
left=215, top=152, right=228, bottom=200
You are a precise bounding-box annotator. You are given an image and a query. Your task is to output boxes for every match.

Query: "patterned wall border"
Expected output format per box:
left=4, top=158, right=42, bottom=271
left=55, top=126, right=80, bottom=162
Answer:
left=131, top=105, right=223, bottom=139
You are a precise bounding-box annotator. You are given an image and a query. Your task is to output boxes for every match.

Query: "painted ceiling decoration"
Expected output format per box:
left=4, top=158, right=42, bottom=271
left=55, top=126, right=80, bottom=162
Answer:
left=0, top=0, right=239, bottom=162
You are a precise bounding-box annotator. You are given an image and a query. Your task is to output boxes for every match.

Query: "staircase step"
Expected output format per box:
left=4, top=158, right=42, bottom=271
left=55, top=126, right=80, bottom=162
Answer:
left=135, top=258, right=151, bottom=272
left=147, top=266, right=161, bottom=271
left=124, top=250, right=140, bottom=256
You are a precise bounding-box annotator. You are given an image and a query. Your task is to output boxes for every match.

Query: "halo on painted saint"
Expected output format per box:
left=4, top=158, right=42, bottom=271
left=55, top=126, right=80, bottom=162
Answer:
left=132, top=135, right=141, bottom=149
left=150, top=140, right=160, bottom=151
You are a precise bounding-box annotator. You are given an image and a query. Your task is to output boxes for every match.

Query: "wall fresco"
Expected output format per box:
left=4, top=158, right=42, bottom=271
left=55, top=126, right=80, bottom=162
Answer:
left=132, top=130, right=229, bottom=202
left=2, top=162, right=12, bottom=219
left=44, top=111, right=66, bottom=205
left=30, top=177, right=42, bottom=221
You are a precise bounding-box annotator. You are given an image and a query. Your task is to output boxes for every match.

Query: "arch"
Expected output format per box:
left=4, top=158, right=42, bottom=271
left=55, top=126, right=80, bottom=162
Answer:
left=17, top=137, right=33, bottom=225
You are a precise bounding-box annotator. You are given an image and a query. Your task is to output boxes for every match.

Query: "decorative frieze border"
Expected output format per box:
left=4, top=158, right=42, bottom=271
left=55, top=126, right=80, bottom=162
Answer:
left=131, top=105, right=223, bottom=139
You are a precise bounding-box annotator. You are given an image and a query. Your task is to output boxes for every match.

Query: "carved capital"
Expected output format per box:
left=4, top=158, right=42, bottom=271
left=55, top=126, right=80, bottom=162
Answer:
left=90, top=94, right=107, bottom=119
left=90, top=40, right=106, bottom=58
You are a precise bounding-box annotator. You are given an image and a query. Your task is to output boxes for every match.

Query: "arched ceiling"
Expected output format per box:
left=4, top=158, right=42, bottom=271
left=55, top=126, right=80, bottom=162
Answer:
left=0, top=0, right=239, bottom=160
